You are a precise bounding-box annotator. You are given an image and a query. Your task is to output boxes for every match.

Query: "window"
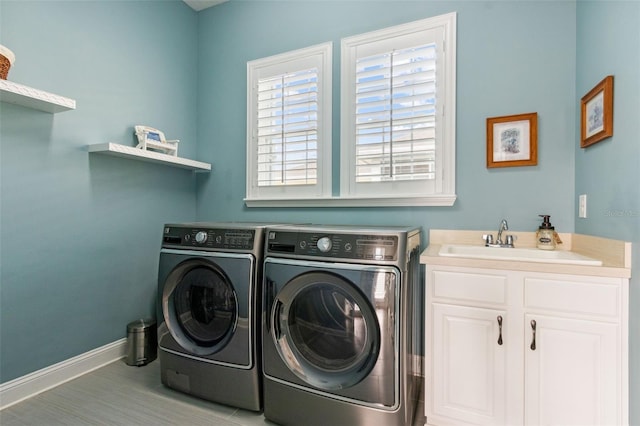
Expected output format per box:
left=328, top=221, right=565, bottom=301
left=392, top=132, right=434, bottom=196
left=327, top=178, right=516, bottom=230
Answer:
left=351, top=44, right=437, bottom=184
left=245, top=13, right=456, bottom=207
left=341, top=13, right=456, bottom=206
left=246, top=43, right=332, bottom=201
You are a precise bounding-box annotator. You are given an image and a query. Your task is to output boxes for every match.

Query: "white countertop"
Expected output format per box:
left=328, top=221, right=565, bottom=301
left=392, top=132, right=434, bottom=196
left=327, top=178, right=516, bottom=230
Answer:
left=420, top=230, right=632, bottom=279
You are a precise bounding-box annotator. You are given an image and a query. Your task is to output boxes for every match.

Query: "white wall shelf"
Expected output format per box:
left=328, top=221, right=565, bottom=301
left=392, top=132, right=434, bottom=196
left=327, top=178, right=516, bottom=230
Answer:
left=87, top=143, right=211, bottom=172
left=0, top=80, right=76, bottom=113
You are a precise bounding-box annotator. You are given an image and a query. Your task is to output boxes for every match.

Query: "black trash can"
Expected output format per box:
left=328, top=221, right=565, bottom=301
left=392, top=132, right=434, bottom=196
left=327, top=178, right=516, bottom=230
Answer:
left=125, top=318, right=157, bottom=366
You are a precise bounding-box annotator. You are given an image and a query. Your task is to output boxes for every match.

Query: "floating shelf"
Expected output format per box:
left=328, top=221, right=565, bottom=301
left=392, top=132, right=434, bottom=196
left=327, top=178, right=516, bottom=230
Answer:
left=88, top=143, right=211, bottom=172
left=0, top=80, right=76, bottom=113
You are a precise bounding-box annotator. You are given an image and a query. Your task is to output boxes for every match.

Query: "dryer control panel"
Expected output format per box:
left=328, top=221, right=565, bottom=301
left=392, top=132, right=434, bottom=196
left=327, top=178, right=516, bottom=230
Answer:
left=163, top=226, right=256, bottom=251
left=266, top=230, right=398, bottom=261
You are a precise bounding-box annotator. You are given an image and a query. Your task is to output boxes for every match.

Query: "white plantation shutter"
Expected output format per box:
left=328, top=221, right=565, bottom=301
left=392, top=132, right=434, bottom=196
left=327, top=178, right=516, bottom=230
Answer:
left=247, top=43, right=332, bottom=201
left=354, top=44, right=437, bottom=183
left=257, top=69, right=318, bottom=187
left=245, top=15, right=455, bottom=207
left=341, top=13, right=457, bottom=203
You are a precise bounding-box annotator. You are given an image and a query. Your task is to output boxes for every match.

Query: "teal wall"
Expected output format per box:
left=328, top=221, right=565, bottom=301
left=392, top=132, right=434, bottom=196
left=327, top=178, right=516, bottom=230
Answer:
left=0, top=1, right=198, bottom=382
left=575, top=1, right=640, bottom=422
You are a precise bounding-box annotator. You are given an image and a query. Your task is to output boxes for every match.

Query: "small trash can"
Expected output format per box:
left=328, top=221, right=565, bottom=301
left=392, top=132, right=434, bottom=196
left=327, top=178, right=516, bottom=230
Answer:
left=125, top=318, right=157, bottom=366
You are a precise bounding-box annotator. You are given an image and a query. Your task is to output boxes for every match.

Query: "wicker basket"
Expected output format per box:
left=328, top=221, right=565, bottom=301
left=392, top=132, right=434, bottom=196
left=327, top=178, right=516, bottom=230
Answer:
left=0, top=45, right=16, bottom=80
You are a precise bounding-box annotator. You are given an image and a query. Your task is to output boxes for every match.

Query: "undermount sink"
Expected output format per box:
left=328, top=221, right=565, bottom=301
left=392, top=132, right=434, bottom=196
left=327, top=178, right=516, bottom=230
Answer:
left=438, top=244, right=603, bottom=266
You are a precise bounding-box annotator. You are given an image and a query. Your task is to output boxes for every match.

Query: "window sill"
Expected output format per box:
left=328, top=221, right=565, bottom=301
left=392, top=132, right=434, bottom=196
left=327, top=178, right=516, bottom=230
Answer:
left=244, top=194, right=456, bottom=208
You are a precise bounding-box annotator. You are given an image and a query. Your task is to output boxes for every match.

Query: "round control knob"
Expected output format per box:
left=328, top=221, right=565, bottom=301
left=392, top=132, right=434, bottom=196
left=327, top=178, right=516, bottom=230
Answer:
left=195, top=231, right=208, bottom=244
left=344, top=242, right=353, bottom=252
left=299, top=240, right=307, bottom=249
left=317, top=237, right=332, bottom=252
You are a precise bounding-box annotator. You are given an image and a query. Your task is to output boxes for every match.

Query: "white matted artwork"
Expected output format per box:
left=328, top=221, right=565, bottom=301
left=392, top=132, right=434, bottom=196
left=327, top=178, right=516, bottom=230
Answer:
left=486, top=112, right=537, bottom=168
left=585, top=91, right=605, bottom=138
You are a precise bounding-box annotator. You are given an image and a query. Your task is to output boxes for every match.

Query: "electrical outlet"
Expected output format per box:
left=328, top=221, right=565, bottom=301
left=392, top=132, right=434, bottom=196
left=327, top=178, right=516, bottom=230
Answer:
left=579, top=194, right=587, bottom=218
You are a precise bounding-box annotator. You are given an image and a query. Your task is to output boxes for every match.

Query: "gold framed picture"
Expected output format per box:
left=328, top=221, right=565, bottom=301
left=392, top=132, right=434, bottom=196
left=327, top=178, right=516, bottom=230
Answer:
left=581, top=75, right=614, bottom=148
left=486, top=112, right=538, bottom=168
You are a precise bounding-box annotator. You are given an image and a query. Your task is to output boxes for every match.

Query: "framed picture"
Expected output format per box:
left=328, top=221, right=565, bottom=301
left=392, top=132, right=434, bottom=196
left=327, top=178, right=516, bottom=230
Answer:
left=486, top=112, right=538, bottom=168
left=581, top=75, right=614, bottom=148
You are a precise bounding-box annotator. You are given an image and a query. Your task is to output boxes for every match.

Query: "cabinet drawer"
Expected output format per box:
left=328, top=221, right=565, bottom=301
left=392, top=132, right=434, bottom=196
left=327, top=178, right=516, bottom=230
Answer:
left=432, top=270, right=507, bottom=304
left=524, top=277, right=620, bottom=318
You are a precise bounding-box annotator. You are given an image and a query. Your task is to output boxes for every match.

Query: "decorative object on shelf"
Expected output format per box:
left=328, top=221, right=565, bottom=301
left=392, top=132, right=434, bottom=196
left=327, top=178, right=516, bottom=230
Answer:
left=134, top=125, right=179, bottom=156
left=486, top=112, right=538, bottom=168
left=0, top=44, right=15, bottom=80
left=581, top=75, right=614, bottom=148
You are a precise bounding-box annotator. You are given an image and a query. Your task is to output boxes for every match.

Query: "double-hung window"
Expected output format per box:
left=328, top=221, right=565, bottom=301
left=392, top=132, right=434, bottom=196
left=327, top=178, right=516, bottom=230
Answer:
left=246, top=43, right=332, bottom=202
left=341, top=13, right=456, bottom=206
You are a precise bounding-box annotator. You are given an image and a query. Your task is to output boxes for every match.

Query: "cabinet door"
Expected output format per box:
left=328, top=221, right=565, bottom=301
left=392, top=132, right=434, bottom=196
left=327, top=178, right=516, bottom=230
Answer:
left=431, top=303, right=507, bottom=425
left=524, top=314, right=620, bottom=426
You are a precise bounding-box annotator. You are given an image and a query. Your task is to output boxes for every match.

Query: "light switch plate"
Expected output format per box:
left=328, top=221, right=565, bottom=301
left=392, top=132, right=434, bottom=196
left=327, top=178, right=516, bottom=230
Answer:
left=579, top=194, right=587, bottom=218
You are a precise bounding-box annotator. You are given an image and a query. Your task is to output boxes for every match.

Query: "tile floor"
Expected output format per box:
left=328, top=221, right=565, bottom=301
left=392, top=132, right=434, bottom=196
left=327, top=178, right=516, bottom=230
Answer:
left=0, top=359, right=426, bottom=426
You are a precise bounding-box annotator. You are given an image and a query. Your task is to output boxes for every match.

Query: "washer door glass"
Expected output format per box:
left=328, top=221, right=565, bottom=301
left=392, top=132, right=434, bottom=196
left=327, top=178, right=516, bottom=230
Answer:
left=272, top=271, right=380, bottom=390
left=166, top=260, right=238, bottom=355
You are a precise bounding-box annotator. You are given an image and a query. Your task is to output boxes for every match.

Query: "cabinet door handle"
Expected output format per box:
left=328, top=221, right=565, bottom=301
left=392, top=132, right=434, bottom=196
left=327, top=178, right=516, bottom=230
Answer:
left=497, top=315, right=503, bottom=345
left=530, top=319, right=537, bottom=351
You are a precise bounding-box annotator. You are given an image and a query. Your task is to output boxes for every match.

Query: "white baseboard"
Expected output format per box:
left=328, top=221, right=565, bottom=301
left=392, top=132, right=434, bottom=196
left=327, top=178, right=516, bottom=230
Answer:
left=0, top=338, right=127, bottom=410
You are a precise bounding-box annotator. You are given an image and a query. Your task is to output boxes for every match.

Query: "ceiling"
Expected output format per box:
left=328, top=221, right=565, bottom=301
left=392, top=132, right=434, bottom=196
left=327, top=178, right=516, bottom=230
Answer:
left=183, top=0, right=228, bottom=12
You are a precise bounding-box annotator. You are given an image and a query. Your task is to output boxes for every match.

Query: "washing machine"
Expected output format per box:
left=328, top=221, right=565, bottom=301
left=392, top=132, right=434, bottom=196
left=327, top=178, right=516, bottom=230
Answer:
left=157, top=222, right=268, bottom=411
left=262, top=225, right=422, bottom=426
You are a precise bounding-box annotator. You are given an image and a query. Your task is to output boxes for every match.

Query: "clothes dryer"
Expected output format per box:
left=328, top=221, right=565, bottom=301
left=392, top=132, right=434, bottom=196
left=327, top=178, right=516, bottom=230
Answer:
left=157, top=222, right=267, bottom=411
left=262, top=225, right=422, bottom=426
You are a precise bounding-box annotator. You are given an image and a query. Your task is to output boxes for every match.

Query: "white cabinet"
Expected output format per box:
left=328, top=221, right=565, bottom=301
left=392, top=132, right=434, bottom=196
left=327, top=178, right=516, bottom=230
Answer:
left=432, top=303, right=507, bottom=425
left=524, top=314, right=619, bottom=425
left=522, top=274, right=625, bottom=426
left=425, top=265, right=628, bottom=426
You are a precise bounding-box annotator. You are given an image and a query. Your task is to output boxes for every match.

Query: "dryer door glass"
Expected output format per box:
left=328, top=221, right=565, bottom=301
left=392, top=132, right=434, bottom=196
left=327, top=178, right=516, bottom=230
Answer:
left=174, top=266, right=237, bottom=348
left=272, top=271, right=382, bottom=390
left=290, top=283, right=370, bottom=370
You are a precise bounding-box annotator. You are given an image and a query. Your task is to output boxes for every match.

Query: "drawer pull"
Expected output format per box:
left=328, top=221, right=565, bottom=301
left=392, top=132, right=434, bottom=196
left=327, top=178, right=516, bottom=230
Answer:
left=497, top=316, right=503, bottom=345
left=530, top=319, right=537, bottom=351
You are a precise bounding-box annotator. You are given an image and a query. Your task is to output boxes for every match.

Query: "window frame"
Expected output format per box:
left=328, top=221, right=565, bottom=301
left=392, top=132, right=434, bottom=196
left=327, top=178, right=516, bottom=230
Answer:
left=340, top=12, right=457, bottom=207
left=245, top=12, right=456, bottom=208
left=245, top=42, right=333, bottom=202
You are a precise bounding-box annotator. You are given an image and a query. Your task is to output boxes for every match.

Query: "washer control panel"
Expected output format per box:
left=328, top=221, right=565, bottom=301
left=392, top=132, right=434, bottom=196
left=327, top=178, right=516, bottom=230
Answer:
left=267, top=230, right=398, bottom=261
left=163, top=226, right=256, bottom=250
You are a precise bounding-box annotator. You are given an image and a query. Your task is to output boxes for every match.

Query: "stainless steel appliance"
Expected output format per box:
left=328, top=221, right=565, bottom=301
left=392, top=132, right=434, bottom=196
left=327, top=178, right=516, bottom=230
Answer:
left=157, top=222, right=267, bottom=411
left=262, top=225, right=422, bottom=426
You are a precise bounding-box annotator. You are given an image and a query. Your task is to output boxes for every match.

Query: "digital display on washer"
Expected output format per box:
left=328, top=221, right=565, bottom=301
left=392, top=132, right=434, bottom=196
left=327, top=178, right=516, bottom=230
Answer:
left=163, top=227, right=255, bottom=250
left=267, top=231, right=398, bottom=261
left=222, top=231, right=255, bottom=249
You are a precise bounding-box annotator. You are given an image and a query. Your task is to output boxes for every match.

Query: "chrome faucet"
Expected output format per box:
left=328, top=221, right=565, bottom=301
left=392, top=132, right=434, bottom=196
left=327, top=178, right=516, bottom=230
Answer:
left=483, top=219, right=515, bottom=248
left=496, top=219, right=508, bottom=245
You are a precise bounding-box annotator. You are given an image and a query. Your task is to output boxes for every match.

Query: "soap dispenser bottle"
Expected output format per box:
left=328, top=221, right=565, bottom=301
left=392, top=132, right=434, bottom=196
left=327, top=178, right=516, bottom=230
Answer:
left=536, top=215, right=556, bottom=250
